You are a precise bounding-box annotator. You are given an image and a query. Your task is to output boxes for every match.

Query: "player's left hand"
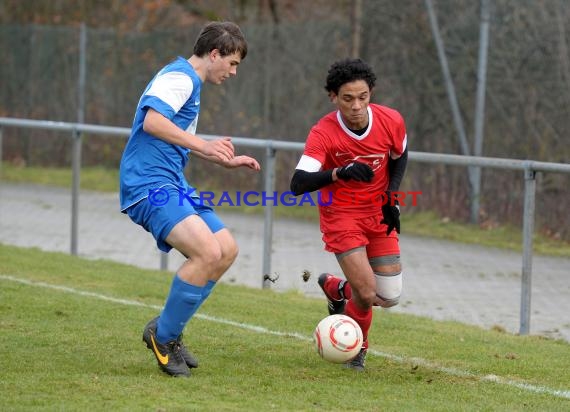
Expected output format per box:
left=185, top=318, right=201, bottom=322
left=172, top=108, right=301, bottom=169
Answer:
left=381, top=192, right=400, bottom=235
left=203, top=138, right=235, bottom=163
left=223, top=155, right=261, bottom=171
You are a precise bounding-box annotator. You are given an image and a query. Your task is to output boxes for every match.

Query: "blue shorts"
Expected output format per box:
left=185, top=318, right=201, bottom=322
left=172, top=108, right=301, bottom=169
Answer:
left=125, top=185, right=225, bottom=253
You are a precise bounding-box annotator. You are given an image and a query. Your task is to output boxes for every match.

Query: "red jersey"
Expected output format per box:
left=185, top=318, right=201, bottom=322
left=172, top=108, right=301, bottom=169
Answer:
left=297, top=103, right=407, bottom=218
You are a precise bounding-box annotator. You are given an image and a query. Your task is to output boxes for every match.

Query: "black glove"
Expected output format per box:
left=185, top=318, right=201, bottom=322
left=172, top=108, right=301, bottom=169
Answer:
left=336, top=161, right=374, bottom=182
left=381, top=192, right=400, bottom=235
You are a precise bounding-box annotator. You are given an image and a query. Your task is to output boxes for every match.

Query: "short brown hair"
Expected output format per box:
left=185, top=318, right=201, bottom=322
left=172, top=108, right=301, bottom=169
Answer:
left=193, top=21, right=248, bottom=59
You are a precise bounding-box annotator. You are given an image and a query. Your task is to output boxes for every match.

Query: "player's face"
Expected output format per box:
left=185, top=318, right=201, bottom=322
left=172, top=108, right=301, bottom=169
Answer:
left=331, top=80, right=371, bottom=130
left=207, top=50, right=242, bottom=85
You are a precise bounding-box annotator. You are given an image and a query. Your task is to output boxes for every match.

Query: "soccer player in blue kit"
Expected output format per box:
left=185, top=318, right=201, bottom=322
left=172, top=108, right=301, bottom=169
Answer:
left=119, top=21, right=260, bottom=377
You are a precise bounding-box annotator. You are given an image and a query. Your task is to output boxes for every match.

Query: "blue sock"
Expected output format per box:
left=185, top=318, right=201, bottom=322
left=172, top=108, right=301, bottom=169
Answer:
left=156, top=274, right=204, bottom=343
left=200, top=280, right=217, bottom=304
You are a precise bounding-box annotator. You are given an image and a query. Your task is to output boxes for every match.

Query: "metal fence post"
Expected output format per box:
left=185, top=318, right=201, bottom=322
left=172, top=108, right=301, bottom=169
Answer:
left=520, top=164, right=536, bottom=335
left=77, top=23, right=87, bottom=125
left=0, top=126, right=3, bottom=178
left=70, top=128, right=82, bottom=256
left=262, top=143, right=276, bottom=288
left=160, top=252, right=168, bottom=271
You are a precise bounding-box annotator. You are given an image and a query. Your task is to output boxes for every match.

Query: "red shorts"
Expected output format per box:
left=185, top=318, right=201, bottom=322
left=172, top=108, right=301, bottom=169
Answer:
left=320, top=212, right=400, bottom=257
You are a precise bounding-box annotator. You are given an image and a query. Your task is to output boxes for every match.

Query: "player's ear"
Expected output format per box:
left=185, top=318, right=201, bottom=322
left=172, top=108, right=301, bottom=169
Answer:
left=329, top=92, right=337, bottom=103
left=209, top=49, right=220, bottom=61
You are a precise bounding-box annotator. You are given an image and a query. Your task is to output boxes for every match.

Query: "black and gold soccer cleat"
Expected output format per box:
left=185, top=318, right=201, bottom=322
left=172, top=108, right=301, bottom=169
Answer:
left=176, top=333, right=199, bottom=369
left=142, top=317, right=190, bottom=377
left=144, top=317, right=199, bottom=369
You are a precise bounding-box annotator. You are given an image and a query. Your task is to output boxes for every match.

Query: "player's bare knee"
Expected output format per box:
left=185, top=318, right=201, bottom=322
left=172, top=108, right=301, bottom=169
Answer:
left=219, top=239, right=238, bottom=268
left=363, top=290, right=378, bottom=307
left=352, top=286, right=377, bottom=308
left=227, top=241, right=239, bottom=262
left=369, top=255, right=403, bottom=308
left=198, top=243, right=223, bottom=267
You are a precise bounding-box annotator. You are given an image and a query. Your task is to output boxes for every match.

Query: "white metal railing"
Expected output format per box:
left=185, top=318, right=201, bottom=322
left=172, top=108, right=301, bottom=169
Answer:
left=1, top=116, right=570, bottom=336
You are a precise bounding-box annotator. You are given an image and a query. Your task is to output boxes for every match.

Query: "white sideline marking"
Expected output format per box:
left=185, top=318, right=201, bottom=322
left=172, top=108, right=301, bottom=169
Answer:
left=2, top=274, right=569, bottom=400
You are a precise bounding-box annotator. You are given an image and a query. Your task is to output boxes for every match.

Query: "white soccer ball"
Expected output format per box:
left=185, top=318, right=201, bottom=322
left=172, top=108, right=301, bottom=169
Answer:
left=313, top=314, right=363, bottom=363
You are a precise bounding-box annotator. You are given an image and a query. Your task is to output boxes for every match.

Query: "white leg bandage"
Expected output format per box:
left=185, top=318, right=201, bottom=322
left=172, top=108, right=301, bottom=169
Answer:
left=374, top=271, right=402, bottom=307
left=370, top=255, right=402, bottom=308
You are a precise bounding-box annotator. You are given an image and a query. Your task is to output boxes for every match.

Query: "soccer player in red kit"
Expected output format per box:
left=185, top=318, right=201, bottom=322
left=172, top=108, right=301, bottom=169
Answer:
left=290, top=58, right=408, bottom=370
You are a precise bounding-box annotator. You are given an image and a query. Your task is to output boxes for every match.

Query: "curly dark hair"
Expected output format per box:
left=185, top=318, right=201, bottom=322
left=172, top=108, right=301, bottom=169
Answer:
left=324, top=58, right=376, bottom=95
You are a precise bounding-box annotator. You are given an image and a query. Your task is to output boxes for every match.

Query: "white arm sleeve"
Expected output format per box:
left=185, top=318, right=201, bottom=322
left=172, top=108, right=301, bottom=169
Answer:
left=295, top=155, right=322, bottom=172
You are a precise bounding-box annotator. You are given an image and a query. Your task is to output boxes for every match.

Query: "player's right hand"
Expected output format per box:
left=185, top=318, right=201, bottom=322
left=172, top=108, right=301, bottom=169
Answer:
left=336, top=161, right=374, bottom=182
left=203, top=138, right=234, bottom=163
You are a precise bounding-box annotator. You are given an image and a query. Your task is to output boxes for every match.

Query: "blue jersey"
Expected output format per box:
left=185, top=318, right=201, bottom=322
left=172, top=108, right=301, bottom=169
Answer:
left=120, top=56, right=202, bottom=211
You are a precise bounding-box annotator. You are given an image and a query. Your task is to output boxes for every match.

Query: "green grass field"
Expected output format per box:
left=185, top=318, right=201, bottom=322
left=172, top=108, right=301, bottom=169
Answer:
left=1, top=243, right=569, bottom=411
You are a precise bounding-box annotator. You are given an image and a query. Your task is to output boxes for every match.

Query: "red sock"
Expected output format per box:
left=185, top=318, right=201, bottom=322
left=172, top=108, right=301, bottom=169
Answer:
left=324, top=275, right=343, bottom=300
left=340, top=281, right=352, bottom=300
left=325, top=276, right=353, bottom=301
left=344, top=299, right=372, bottom=349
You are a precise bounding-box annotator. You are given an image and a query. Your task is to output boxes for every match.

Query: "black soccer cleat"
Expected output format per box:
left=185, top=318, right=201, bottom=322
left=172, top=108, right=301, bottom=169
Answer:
left=318, top=273, right=346, bottom=315
left=176, top=333, right=199, bottom=369
left=345, top=348, right=367, bottom=371
left=142, top=317, right=190, bottom=377
left=144, top=317, right=199, bottom=369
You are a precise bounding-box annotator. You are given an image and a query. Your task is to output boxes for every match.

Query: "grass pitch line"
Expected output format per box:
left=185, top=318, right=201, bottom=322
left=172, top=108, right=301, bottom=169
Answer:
left=2, top=274, right=569, bottom=400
